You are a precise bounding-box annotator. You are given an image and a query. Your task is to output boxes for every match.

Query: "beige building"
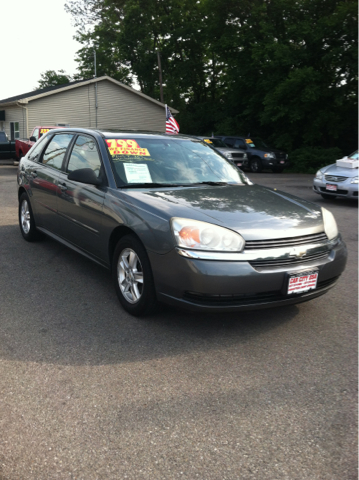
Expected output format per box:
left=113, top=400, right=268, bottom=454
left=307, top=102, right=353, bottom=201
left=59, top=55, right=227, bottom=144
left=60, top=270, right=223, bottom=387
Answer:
left=0, top=76, right=178, bottom=140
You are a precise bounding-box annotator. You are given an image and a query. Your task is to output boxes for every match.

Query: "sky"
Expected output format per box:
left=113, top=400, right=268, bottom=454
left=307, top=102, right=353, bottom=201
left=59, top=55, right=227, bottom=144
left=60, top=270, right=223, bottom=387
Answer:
left=1, top=0, right=82, bottom=100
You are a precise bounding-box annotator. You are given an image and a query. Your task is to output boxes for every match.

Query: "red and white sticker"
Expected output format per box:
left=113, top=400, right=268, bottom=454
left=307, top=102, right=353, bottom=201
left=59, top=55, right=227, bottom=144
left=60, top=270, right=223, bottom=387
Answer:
left=326, top=184, right=337, bottom=191
left=288, top=272, right=318, bottom=294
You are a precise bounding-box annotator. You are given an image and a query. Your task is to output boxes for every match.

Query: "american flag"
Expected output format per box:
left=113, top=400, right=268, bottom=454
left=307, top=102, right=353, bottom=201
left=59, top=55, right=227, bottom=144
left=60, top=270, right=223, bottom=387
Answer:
left=165, top=105, right=180, bottom=134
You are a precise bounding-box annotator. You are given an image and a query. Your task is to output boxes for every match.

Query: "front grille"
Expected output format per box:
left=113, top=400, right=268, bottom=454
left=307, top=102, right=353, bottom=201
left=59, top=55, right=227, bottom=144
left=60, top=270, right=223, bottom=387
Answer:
left=276, top=153, right=286, bottom=159
left=232, top=152, right=244, bottom=159
left=183, top=276, right=339, bottom=306
left=249, top=251, right=329, bottom=268
left=320, top=187, right=348, bottom=195
left=325, top=175, right=348, bottom=183
left=245, top=232, right=328, bottom=250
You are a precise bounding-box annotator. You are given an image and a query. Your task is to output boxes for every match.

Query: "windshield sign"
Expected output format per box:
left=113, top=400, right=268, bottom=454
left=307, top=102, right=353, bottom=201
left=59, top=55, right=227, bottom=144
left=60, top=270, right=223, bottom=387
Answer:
left=105, top=137, right=248, bottom=188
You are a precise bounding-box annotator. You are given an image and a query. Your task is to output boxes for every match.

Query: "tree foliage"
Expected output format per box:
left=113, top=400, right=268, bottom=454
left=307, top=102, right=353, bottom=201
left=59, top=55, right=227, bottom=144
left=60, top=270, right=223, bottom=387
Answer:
left=36, top=70, right=73, bottom=89
left=65, top=0, right=358, bottom=154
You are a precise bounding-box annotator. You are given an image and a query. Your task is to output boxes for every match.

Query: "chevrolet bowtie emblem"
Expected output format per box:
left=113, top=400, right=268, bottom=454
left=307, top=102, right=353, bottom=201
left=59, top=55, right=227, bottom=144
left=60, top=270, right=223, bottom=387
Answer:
left=290, top=247, right=307, bottom=258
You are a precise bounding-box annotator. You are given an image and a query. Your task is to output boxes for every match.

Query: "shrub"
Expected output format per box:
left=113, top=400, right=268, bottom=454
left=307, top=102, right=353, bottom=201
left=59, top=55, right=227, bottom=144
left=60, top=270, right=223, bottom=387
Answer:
left=288, top=147, right=343, bottom=174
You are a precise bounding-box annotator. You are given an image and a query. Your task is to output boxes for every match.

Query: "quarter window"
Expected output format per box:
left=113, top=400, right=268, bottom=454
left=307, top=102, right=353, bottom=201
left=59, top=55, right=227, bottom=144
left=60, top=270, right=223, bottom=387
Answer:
left=67, top=135, right=102, bottom=177
left=42, top=134, right=74, bottom=170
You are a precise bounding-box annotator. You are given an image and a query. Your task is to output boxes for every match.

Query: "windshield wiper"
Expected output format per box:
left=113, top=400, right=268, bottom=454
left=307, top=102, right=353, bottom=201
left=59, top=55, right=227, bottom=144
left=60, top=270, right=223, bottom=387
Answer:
left=192, top=181, right=229, bottom=186
left=120, top=182, right=189, bottom=189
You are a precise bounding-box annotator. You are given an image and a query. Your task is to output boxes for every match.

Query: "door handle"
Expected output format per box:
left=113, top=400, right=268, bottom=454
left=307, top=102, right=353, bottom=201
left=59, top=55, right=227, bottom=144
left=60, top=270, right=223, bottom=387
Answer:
left=30, top=170, right=37, bottom=178
left=58, top=182, right=67, bottom=191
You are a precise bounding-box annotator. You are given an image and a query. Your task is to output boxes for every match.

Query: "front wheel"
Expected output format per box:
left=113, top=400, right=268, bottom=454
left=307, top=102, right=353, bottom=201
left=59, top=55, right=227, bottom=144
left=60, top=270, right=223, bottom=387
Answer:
left=18, top=192, right=42, bottom=241
left=249, top=157, right=263, bottom=173
left=112, top=235, right=158, bottom=316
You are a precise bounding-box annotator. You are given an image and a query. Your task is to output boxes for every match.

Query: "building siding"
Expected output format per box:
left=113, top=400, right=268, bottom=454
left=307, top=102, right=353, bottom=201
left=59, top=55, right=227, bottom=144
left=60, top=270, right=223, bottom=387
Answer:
left=0, top=105, right=27, bottom=139
left=27, top=79, right=166, bottom=133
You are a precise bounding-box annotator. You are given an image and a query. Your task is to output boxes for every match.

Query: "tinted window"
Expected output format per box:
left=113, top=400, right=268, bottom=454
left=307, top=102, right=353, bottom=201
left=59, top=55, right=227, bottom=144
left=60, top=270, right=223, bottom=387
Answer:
left=42, top=134, right=74, bottom=170
left=234, top=139, right=246, bottom=148
left=223, top=138, right=235, bottom=147
left=67, top=135, right=102, bottom=177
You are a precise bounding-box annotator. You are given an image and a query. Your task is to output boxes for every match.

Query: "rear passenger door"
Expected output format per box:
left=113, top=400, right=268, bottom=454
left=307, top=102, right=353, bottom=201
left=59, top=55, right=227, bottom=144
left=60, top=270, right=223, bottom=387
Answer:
left=56, top=134, right=107, bottom=261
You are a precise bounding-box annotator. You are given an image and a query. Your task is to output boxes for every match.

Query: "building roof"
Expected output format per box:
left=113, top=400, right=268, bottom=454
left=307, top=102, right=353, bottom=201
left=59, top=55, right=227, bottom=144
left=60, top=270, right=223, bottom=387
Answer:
left=0, top=76, right=178, bottom=113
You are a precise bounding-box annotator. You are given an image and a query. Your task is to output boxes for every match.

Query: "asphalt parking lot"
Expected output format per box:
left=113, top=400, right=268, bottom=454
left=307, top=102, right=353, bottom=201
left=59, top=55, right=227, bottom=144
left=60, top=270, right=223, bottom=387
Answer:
left=0, top=164, right=357, bottom=480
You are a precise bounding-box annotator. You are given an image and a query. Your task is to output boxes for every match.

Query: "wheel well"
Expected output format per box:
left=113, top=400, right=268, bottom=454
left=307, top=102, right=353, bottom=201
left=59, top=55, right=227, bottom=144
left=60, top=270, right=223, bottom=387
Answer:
left=18, top=186, right=26, bottom=201
left=108, top=226, right=141, bottom=265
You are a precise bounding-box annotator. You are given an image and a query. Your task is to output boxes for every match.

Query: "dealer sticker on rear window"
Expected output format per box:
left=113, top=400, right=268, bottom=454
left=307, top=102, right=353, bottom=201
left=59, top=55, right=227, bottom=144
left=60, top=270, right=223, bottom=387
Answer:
left=106, top=139, right=150, bottom=159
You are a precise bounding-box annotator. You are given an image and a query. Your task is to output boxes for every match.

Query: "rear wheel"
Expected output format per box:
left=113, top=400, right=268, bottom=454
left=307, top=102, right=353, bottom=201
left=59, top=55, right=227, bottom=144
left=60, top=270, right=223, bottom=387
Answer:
left=321, top=193, right=336, bottom=200
left=112, top=235, right=158, bottom=316
left=19, top=192, right=42, bottom=241
left=249, top=157, right=263, bottom=173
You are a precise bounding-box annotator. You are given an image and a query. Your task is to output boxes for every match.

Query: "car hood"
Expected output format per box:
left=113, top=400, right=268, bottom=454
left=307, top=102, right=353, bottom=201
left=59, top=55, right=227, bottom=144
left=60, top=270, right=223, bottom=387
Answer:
left=322, top=163, right=358, bottom=177
left=122, top=184, right=324, bottom=240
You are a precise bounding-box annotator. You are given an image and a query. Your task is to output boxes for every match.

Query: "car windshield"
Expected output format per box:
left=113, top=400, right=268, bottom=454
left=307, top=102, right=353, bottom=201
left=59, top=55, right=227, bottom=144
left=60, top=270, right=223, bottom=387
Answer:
left=348, top=150, right=358, bottom=160
left=105, top=136, right=249, bottom=188
left=202, top=138, right=228, bottom=148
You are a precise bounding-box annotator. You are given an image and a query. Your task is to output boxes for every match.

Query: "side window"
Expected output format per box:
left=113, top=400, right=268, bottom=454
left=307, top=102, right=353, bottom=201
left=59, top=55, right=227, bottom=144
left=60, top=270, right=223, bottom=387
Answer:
left=28, top=135, right=49, bottom=161
left=32, top=128, right=40, bottom=140
left=223, top=137, right=235, bottom=147
left=42, top=134, right=74, bottom=170
left=67, top=135, right=102, bottom=177
left=234, top=139, right=246, bottom=148
left=0, top=132, right=7, bottom=142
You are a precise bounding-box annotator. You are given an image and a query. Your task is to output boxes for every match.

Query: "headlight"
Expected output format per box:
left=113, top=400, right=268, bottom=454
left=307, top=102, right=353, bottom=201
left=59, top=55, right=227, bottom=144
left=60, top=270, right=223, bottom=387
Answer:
left=224, top=152, right=233, bottom=160
left=321, top=208, right=339, bottom=240
left=315, top=170, right=324, bottom=181
left=351, top=176, right=358, bottom=184
left=264, top=153, right=276, bottom=159
left=171, top=218, right=245, bottom=252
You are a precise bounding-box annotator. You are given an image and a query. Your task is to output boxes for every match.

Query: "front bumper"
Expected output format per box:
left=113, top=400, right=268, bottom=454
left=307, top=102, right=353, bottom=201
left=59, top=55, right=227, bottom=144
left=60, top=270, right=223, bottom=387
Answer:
left=148, top=236, right=347, bottom=312
left=313, top=178, right=358, bottom=199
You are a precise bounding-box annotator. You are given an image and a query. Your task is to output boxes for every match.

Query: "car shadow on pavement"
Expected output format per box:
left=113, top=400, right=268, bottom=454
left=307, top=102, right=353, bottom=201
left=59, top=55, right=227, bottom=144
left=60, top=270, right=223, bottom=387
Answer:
left=0, top=224, right=300, bottom=367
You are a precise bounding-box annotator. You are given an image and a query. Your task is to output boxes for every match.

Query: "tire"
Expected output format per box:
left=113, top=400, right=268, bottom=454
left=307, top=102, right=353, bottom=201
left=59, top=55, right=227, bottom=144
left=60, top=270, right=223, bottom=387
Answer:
left=271, top=166, right=284, bottom=173
left=321, top=193, right=336, bottom=200
left=249, top=157, right=263, bottom=173
left=18, top=192, right=42, bottom=241
left=112, top=234, right=158, bottom=316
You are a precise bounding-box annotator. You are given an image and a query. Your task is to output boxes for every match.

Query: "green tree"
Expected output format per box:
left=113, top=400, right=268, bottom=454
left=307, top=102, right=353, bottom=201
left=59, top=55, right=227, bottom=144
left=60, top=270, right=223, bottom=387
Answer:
left=36, top=70, right=73, bottom=89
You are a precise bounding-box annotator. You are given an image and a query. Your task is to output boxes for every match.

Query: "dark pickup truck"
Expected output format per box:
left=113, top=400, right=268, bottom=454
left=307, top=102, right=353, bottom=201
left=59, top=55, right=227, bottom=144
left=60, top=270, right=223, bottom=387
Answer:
left=0, top=131, right=17, bottom=160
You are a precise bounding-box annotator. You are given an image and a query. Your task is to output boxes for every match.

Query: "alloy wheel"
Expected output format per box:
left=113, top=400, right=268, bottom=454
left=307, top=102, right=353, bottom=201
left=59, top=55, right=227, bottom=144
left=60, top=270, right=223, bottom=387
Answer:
left=21, top=200, right=31, bottom=234
left=117, top=248, right=144, bottom=304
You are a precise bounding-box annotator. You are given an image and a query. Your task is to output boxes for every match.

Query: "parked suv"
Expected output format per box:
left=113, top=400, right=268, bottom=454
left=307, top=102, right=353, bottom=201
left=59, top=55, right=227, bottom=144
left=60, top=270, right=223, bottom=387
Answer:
left=194, top=136, right=248, bottom=169
left=215, top=136, right=289, bottom=173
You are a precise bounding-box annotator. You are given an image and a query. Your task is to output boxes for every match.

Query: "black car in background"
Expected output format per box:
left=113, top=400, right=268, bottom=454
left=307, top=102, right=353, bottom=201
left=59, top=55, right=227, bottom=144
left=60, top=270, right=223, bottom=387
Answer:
left=215, top=135, right=289, bottom=173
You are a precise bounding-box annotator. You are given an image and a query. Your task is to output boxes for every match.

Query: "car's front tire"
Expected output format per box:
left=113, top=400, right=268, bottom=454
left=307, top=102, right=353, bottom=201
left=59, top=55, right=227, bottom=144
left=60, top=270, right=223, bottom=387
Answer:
left=250, top=157, right=263, bottom=173
left=112, top=235, right=158, bottom=316
left=18, top=192, right=42, bottom=242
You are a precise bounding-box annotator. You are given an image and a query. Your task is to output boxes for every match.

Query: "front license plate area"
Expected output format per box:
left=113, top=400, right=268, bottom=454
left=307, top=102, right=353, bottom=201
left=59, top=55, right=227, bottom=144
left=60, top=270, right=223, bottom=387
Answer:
left=326, top=184, right=337, bottom=191
left=287, top=270, right=318, bottom=295
left=280, top=160, right=285, bottom=164
left=236, top=162, right=242, bottom=167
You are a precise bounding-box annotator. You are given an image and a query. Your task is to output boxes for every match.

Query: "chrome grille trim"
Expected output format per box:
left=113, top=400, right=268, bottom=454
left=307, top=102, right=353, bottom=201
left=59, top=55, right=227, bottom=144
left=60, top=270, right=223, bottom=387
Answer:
left=245, top=232, right=328, bottom=250
left=249, top=251, right=329, bottom=268
left=325, top=175, right=348, bottom=182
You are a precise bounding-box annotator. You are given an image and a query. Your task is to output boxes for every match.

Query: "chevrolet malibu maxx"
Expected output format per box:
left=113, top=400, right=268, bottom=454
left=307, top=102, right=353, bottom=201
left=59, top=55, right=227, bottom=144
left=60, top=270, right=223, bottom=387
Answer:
left=17, top=128, right=347, bottom=316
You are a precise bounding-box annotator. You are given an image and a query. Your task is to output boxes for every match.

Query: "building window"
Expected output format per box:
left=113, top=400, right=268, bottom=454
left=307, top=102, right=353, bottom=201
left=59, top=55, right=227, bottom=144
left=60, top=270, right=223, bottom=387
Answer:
left=10, top=122, right=20, bottom=140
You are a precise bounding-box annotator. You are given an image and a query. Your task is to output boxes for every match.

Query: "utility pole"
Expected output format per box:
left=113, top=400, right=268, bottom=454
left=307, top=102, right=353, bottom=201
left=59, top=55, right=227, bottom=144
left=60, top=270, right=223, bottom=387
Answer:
left=157, top=49, right=164, bottom=104
left=94, top=50, right=98, bottom=128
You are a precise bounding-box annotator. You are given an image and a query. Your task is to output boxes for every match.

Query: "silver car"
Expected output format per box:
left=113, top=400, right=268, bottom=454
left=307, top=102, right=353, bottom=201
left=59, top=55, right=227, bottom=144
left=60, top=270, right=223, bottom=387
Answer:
left=17, top=129, right=347, bottom=316
left=313, top=151, right=358, bottom=200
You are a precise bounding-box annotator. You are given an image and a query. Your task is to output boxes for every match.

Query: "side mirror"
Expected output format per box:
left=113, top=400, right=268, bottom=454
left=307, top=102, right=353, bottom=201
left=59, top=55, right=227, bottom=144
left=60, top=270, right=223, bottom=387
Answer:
left=68, top=168, right=101, bottom=186
left=29, top=136, right=37, bottom=142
